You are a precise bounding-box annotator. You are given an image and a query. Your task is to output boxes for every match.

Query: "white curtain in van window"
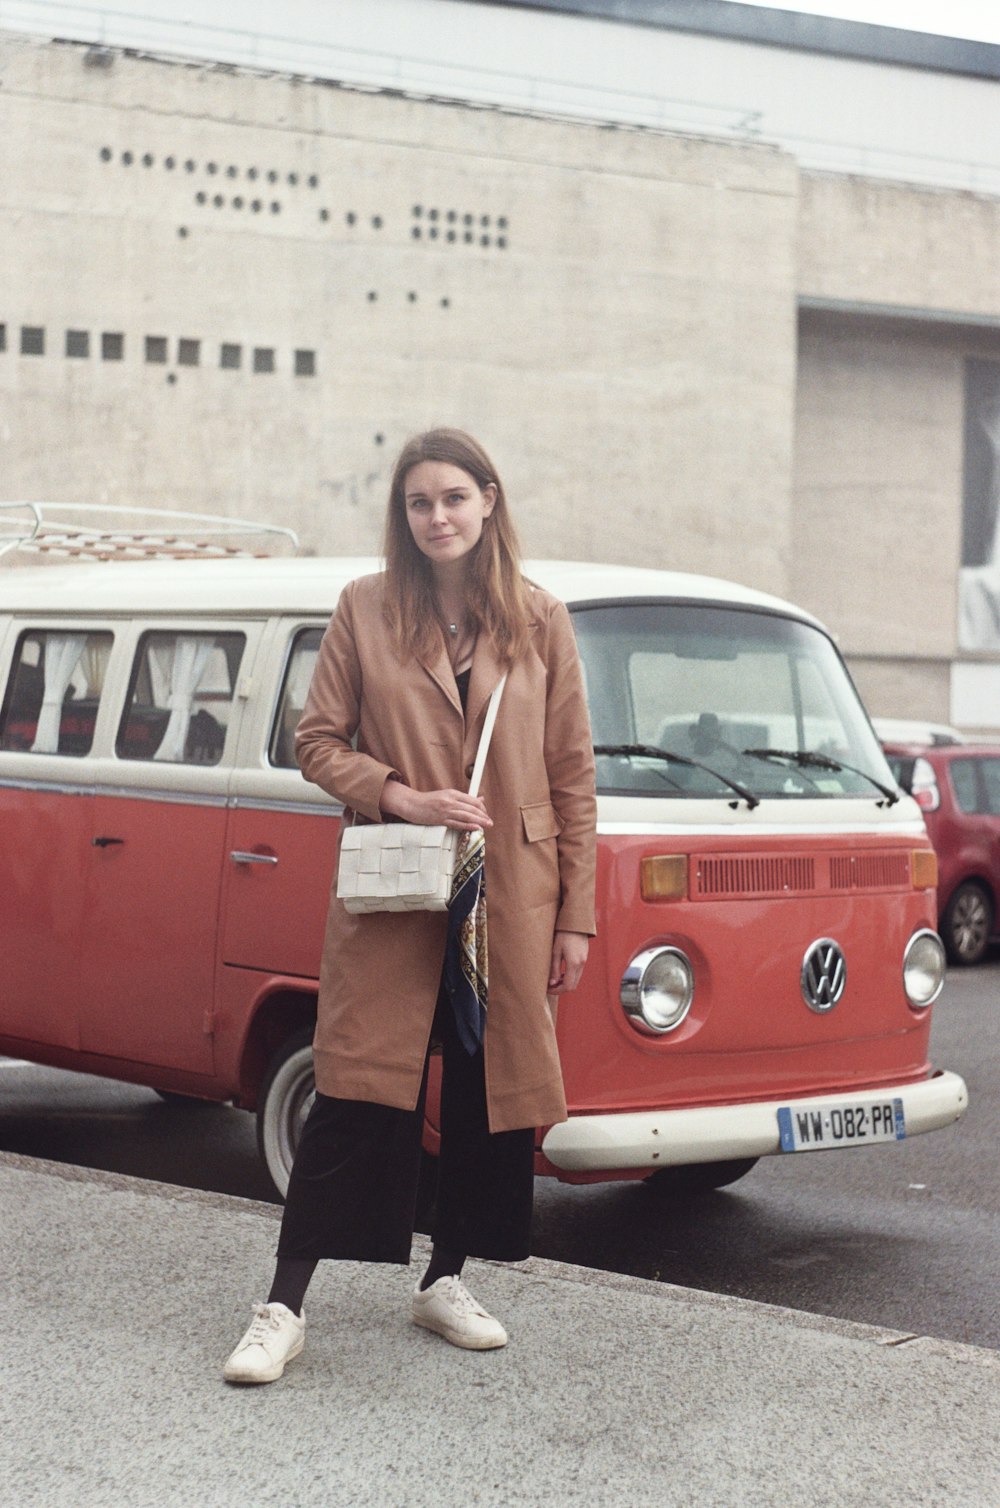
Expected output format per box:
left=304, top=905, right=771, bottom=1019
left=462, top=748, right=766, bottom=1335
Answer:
left=153, top=635, right=216, bottom=762
left=31, top=633, right=87, bottom=754
left=148, top=640, right=173, bottom=708
left=82, top=639, right=108, bottom=696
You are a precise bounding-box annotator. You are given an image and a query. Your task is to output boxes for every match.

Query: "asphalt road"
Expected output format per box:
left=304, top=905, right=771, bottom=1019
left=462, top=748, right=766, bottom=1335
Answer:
left=2, top=959, right=996, bottom=1351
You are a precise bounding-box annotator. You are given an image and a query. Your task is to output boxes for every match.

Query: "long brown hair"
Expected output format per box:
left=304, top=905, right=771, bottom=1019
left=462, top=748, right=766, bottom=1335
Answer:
left=382, top=428, right=533, bottom=665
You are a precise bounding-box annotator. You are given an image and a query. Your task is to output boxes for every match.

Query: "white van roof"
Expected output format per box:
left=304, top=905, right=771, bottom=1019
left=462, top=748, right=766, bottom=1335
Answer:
left=0, top=555, right=823, bottom=626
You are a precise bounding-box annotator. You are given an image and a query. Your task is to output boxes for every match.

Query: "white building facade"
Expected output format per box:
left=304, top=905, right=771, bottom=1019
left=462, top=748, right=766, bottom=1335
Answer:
left=2, top=0, right=1000, bottom=728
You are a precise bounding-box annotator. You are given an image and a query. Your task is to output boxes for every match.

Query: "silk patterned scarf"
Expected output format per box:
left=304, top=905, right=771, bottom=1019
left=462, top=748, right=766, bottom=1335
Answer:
left=443, top=827, right=488, bottom=1054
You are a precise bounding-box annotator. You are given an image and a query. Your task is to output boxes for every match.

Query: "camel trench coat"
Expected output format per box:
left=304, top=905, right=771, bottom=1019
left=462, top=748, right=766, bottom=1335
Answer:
left=295, top=571, right=597, bottom=1133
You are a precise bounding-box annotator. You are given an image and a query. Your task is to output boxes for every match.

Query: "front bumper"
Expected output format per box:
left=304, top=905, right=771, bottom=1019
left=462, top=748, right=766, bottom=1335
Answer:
left=541, top=1069, right=969, bottom=1172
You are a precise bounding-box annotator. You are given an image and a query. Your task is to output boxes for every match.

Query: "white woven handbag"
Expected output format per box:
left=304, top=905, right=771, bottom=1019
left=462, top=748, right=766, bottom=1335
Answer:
left=336, top=675, right=507, bottom=914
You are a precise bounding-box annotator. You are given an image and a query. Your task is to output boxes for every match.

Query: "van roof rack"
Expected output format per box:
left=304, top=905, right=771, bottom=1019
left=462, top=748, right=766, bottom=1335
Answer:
left=0, top=503, right=299, bottom=562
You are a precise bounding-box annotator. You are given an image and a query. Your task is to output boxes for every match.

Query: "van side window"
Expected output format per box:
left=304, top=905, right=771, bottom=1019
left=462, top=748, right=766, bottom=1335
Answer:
left=117, top=631, right=245, bottom=765
left=0, top=629, right=113, bottom=755
left=270, top=626, right=323, bottom=768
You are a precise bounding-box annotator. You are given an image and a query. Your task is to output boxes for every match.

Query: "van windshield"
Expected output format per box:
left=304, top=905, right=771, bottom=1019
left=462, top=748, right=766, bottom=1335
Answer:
left=571, top=601, right=896, bottom=801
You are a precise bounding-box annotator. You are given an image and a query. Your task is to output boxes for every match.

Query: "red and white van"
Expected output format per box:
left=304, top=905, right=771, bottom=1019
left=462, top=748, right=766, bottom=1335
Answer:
left=0, top=556, right=967, bottom=1195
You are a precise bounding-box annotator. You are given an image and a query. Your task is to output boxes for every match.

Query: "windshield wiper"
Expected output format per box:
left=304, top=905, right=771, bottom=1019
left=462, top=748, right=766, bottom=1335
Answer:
left=742, top=748, right=899, bottom=806
left=594, top=743, right=760, bottom=810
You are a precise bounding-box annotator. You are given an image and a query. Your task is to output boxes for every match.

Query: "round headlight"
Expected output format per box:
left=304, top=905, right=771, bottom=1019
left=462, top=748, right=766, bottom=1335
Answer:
left=903, top=929, right=945, bottom=1009
left=620, top=946, right=694, bottom=1035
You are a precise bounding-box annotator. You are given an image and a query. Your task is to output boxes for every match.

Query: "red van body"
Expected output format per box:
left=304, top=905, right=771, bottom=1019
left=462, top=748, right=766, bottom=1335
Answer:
left=0, top=557, right=967, bottom=1195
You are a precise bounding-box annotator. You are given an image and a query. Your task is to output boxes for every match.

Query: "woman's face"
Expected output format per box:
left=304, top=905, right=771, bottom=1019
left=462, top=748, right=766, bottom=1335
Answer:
left=403, top=461, right=496, bottom=571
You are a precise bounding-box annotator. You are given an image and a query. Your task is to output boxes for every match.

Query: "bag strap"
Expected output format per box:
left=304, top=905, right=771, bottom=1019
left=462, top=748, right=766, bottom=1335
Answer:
left=467, top=674, right=507, bottom=799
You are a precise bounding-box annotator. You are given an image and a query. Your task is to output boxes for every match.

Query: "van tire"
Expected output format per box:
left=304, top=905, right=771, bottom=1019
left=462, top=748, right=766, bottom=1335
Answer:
left=257, top=1027, right=316, bottom=1199
left=942, top=881, right=993, bottom=966
left=645, top=1158, right=758, bottom=1195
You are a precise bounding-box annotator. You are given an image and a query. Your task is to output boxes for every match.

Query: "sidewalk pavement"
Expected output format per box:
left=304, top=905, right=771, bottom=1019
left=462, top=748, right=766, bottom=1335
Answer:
left=3, top=1150, right=998, bottom=1508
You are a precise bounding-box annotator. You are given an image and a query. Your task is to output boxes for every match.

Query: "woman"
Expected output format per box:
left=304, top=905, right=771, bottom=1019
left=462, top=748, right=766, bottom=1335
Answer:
left=224, top=428, right=596, bottom=1383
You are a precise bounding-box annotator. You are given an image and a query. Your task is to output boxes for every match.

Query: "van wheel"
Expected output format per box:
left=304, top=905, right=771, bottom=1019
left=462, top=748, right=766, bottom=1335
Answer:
left=942, top=882, right=993, bottom=966
left=645, top=1158, right=758, bottom=1195
left=257, top=1027, right=316, bottom=1199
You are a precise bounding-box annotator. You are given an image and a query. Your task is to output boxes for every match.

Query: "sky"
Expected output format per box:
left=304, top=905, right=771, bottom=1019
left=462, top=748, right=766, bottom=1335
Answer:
left=731, top=1, right=1000, bottom=44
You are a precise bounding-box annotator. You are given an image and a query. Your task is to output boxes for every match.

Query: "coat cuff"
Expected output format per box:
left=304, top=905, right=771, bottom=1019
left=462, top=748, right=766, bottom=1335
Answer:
left=555, top=905, right=597, bottom=936
left=350, top=764, right=401, bottom=823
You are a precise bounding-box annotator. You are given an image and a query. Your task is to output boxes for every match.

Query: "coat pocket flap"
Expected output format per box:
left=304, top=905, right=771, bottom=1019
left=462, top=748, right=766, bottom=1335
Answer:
left=520, top=801, right=563, bottom=842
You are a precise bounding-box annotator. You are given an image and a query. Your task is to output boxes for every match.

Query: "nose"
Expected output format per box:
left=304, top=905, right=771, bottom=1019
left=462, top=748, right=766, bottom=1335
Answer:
left=429, top=500, right=449, bottom=525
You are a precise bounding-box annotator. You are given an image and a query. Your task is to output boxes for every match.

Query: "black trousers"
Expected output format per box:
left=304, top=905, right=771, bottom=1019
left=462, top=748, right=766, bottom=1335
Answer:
left=276, top=994, right=535, bottom=1265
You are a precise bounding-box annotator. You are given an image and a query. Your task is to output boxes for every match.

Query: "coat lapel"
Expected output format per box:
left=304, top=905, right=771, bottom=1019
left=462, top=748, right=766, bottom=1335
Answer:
left=466, top=633, right=508, bottom=736
left=417, top=635, right=463, bottom=716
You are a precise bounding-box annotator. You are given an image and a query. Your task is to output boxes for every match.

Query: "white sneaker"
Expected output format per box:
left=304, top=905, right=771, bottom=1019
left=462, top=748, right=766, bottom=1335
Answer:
left=223, top=1302, right=305, bottom=1384
left=412, top=1276, right=508, bottom=1350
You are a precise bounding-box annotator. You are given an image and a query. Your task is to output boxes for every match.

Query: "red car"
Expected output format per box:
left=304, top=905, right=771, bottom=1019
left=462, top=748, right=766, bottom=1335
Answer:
left=883, top=742, right=1000, bottom=965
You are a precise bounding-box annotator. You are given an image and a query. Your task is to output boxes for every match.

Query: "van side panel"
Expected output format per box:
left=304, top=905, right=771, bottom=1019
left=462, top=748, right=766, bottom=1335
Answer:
left=74, top=791, right=226, bottom=1072
left=0, top=781, right=92, bottom=1050
left=221, top=804, right=338, bottom=977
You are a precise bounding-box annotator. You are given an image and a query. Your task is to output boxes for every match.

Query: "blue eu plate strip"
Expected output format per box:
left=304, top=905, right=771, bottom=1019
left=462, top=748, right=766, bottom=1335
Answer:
left=777, top=1106, right=795, bottom=1152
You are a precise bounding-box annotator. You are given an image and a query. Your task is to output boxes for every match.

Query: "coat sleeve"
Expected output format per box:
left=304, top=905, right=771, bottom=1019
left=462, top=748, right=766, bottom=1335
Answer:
left=543, top=598, right=598, bottom=936
left=294, top=579, right=400, bottom=821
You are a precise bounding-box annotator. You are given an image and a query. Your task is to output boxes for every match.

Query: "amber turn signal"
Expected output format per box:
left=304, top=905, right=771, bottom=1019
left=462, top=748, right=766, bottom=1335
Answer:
left=640, top=854, right=689, bottom=902
left=911, top=849, right=938, bottom=890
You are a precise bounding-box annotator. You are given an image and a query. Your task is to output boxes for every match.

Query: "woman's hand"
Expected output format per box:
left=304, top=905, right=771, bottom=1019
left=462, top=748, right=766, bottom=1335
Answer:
left=379, top=779, right=492, bottom=830
left=548, top=931, right=589, bottom=995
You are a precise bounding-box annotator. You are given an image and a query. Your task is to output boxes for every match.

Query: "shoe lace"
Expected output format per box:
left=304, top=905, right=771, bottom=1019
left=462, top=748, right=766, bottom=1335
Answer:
left=245, top=1303, right=282, bottom=1343
left=441, top=1278, right=484, bottom=1316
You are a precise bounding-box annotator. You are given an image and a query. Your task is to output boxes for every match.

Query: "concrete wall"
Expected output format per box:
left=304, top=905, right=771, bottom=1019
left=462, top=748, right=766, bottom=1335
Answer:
left=0, top=34, right=799, bottom=593
left=798, top=174, right=1000, bottom=317
left=794, top=175, right=1000, bottom=729
left=791, top=312, right=964, bottom=660
left=5, top=33, right=1000, bottom=731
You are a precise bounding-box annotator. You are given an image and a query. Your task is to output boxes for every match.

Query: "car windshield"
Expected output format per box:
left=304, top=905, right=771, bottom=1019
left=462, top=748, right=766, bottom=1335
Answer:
left=571, top=600, right=895, bottom=801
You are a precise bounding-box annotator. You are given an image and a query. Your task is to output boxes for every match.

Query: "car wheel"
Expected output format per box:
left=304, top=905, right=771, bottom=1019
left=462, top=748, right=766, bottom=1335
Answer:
left=256, top=1027, right=316, bottom=1199
left=645, top=1157, right=759, bottom=1195
left=942, top=881, right=994, bottom=966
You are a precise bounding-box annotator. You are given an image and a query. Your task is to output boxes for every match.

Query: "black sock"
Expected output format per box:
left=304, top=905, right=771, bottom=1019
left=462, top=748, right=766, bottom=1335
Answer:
left=267, top=1257, right=317, bottom=1316
left=419, top=1245, right=467, bottom=1291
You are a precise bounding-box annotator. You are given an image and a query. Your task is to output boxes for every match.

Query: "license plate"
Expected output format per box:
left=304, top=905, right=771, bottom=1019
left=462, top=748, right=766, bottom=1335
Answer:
left=777, top=1097, right=905, bottom=1152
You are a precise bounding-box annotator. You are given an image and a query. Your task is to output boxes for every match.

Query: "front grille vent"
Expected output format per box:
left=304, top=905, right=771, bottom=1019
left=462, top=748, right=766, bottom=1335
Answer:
left=694, top=856, right=816, bottom=897
left=829, top=853, right=911, bottom=890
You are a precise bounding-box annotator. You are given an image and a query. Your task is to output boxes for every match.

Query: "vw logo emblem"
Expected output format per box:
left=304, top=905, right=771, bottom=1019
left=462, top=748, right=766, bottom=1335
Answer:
left=801, top=938, right=846, bottom=1013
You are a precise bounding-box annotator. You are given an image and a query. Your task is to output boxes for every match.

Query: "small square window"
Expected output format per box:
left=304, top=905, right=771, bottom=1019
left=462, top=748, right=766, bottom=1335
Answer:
left=117, top=631, right=246, bottom=765
left=145, top=336, right=168, bottom=365
left=21, top=327, right=45, bottom=356
left=220, top=343, right=242, bottom=370
left=0, top=629, right=114, bottom=756
left=178, top=338, right=200, bottom=367
left=294, top=349, right=316, bottom=377
left=253, top=347, right=275, bottom=374
left=102, top=332, right=124, bottom=361
left=66, top=330, right=90, bottom=358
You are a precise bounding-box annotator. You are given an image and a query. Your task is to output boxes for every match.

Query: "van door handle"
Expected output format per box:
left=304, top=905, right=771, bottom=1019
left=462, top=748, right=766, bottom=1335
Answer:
left=230, top=851, right=279, bottom=866
left=92, top=836, right=125, bottom=847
